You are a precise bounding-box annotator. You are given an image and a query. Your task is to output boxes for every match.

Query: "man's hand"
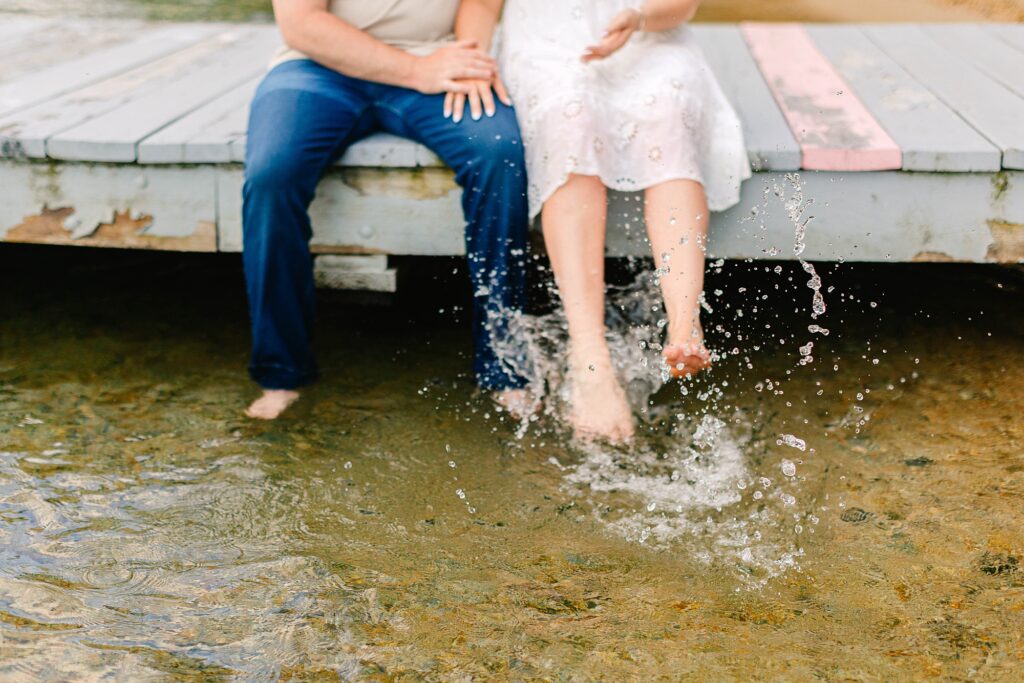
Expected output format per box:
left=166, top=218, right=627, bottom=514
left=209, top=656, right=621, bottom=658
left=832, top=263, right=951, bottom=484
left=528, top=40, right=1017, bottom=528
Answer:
left=412, top=40, right=497, bottom=94
left=582, top=8, right=643, bottom=62
left=443, top=75, right=512, bottom=123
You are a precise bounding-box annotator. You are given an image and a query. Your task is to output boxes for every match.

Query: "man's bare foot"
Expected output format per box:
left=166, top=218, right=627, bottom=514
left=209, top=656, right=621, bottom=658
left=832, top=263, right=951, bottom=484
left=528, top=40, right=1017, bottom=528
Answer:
left=492, top=388, right=538, bottom=420
left=567, top=346, right=635, bottom=443
left=663, top=320, right=712, bottom=379
left=245, top=389, right=300, bottom=420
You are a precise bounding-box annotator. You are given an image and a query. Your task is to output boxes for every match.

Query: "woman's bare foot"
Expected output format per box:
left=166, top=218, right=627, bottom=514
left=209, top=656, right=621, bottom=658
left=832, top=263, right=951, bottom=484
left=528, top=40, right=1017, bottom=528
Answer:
left=567, top=345, right=635, bottom=443
left=245, top=389, right=300, bottom=420
left=492, top=388, right=538, bottom=420
left=663, top=320, right=712, bottom=379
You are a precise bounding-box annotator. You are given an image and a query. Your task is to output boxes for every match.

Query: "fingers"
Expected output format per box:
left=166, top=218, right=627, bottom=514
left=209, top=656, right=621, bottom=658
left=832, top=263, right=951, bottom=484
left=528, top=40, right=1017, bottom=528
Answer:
left=478, top=82, right=496, bottom=118
left=467, top=54, right=498, bottom=71
left=583, top=36, right=614, bottom=61
left=452, top=66, right=495, bottom=81
left=447, top=78, right=506, bottom=123
left=453, top=92, right=467, bottom=123
left=582, top=29, right=631, bottom=62
left=467, top=86, right=483, bottom=121
left=449, top=48, right=497, bottom=71
left=493, top=75, right=512, bottom=107
left=442, top=79, right=473, bottom=95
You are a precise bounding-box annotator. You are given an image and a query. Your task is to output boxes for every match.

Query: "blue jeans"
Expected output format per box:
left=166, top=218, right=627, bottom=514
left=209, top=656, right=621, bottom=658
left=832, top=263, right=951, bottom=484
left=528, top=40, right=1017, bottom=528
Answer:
left=242, top=59, right=529, bottom=391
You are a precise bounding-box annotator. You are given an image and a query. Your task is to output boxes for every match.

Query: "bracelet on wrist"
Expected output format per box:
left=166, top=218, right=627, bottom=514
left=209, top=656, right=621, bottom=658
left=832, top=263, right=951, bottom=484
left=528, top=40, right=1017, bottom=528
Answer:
left=632, top=6, right=647, bottom=32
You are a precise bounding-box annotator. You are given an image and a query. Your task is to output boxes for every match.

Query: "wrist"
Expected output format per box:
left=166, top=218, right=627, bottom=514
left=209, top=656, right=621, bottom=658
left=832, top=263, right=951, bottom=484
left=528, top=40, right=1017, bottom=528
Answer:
left=398, top=52, right=423, bottom=91
left=631, top=6, right=647, bottom=32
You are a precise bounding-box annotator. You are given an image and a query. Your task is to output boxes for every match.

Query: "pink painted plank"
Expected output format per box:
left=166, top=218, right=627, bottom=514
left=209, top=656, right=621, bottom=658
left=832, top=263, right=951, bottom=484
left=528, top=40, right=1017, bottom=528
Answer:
left=741, top=23, right=901, bottom=171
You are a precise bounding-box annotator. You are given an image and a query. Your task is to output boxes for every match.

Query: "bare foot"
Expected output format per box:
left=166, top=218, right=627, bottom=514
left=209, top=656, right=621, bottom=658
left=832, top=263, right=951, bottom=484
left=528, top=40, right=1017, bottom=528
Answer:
left=663, top=321, right=712, bottom=379
left=492, top=388, right=538, bottom=420
left=567, top=347, right=635, bottom=443
left=245, top=389, right=300, bottom=420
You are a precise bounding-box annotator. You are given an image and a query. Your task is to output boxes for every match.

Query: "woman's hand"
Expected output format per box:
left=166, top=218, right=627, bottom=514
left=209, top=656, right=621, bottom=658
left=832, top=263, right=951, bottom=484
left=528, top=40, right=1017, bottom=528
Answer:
left=582, top=8, right=643, bottom=63
left=412, top=40, right=497, bottom=94
left=443, top=75, right=512, bottom=123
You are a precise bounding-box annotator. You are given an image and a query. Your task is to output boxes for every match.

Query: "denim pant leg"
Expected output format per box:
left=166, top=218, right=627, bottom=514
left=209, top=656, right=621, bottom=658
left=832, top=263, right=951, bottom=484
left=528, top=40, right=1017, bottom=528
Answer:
left=243, top=60, right=373, bottom=390
left=374, top=89, right=530, bottom=390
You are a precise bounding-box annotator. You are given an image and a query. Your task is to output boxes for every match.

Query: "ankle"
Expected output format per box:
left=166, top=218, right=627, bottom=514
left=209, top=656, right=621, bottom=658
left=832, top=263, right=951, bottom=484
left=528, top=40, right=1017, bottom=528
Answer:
left=667, top=317, right=703, bottom=347
left=568, top=338, right=612, bottom=370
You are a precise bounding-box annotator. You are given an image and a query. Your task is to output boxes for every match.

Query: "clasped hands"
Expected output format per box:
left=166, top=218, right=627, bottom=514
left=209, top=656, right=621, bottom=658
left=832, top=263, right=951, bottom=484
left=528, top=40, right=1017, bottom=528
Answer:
left=429, top=8, right=644, bottom=123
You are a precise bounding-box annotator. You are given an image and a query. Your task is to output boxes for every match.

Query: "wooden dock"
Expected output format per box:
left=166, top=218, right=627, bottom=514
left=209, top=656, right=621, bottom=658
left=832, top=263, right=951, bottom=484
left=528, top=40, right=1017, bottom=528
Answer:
left=1, top=16, right=1022, bottom=273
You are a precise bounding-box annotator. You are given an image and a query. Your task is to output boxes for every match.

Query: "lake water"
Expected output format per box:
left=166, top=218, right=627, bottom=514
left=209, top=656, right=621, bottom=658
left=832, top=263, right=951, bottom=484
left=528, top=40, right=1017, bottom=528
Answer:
left=2, top=242, right=1022, bottom=679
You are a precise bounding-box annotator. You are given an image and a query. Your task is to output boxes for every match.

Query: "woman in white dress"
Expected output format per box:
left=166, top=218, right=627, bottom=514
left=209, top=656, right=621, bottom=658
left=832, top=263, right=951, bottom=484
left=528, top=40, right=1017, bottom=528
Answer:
left=447, top=0, right=750, bottom=441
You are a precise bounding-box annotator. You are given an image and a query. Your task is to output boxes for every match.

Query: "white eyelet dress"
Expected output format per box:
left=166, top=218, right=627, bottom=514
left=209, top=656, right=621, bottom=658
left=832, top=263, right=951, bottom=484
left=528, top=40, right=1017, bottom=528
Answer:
left=499, top=0, right=751, bottom=219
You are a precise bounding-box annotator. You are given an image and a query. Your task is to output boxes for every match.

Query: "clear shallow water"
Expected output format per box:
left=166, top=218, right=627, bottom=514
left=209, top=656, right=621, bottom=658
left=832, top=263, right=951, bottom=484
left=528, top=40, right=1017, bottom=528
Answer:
left=1, top=243, right=1022, bottom=680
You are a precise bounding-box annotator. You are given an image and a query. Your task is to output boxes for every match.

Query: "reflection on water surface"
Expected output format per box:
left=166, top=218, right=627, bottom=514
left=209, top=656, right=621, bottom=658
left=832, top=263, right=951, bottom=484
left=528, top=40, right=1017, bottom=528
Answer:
left=0, top=246, right=1022, bottom=679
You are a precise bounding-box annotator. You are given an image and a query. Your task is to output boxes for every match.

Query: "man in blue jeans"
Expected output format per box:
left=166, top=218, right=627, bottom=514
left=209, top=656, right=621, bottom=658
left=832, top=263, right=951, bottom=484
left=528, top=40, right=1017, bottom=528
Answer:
left=244, top=0, right=528, bottom=419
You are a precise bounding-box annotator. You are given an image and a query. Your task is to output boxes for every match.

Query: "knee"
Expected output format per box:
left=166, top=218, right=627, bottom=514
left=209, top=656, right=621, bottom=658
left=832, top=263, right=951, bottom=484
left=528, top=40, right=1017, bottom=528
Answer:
left=244, top=151, right=310, bottom=197
left=463, top=113, right=527, bottom=177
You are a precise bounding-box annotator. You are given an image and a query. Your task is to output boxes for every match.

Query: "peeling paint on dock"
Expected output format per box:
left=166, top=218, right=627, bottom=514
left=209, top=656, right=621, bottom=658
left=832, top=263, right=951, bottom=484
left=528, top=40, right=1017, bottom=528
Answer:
left=4, top=207, right=216, bottom=251
left=985, top=220, right=1024, bottom=263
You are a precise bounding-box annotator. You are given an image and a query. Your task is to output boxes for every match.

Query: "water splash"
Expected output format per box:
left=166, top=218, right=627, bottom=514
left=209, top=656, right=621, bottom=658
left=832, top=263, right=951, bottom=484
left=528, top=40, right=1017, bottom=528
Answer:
left=561, top=417, right=808, bottom=587
left=779, top=174, right=827, bottom=322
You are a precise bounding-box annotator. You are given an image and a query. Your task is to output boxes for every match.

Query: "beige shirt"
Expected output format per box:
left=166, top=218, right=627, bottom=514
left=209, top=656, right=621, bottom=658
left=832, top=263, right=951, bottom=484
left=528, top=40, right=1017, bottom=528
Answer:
left=270, top=0, right=460, bottom=68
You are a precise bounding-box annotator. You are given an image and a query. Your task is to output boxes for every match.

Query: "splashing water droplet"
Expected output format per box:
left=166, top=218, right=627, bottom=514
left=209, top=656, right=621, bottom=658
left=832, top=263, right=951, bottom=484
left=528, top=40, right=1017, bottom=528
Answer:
left=778, top=434, right=807, bottom=451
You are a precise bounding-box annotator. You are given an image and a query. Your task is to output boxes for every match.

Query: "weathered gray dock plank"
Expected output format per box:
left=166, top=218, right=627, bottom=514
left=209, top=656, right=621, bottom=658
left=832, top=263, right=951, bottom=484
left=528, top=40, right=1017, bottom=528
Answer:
left=210, top=165, right=1024, bottom=263
left=742, top=23, right=902, bottom=171
left=0, top=19, right=148, bottom=84
left=984, top=23, right=1024, bottom=53
left=0, top=16, right=54, bottom=44
left=216, top=166, right=463, bottom=252
left=229, top=131, right=443, bottom=168
left=0, top=23, right=222, bottom=117
left=925, top=24, right=1024, bottom=99
left=1, top=18, right=1021, bottom=265
left=0, top=26, right=273, bottom=159
left=611, top=171, right=1023, bottom=262
left=137, top=76, right=259, bottom=163
left=47, top=26, right=281, bottom=162
left=865, top=24, right=1024, bottom=169
left=692, top=25, right=801, bottom=171
left=807, top=25, right=1000, bottom=172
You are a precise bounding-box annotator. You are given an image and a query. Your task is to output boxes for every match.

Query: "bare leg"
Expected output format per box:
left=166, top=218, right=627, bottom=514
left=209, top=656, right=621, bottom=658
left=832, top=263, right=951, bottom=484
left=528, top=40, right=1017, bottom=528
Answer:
left=246, top=389, right=300, bottom=420
left=542, top=174, right=634, bottom=442
left=645, top=179, right=712, bottom=378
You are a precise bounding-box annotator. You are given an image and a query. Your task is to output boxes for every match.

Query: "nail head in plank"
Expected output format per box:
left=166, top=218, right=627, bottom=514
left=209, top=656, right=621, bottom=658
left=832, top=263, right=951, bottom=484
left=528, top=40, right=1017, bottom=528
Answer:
left=741, top=23, right=902, bottom=171
left=807, top=25, right=999, bottom=172
left=692, top=24, right=800, bottom=171
left=0, top=23, right=223, bottom=117
left=924, top=24, right=1024, bottom=99
left=46, top=27, right=282, bottom=162
left=865, top=24, right=1024, bottom=169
